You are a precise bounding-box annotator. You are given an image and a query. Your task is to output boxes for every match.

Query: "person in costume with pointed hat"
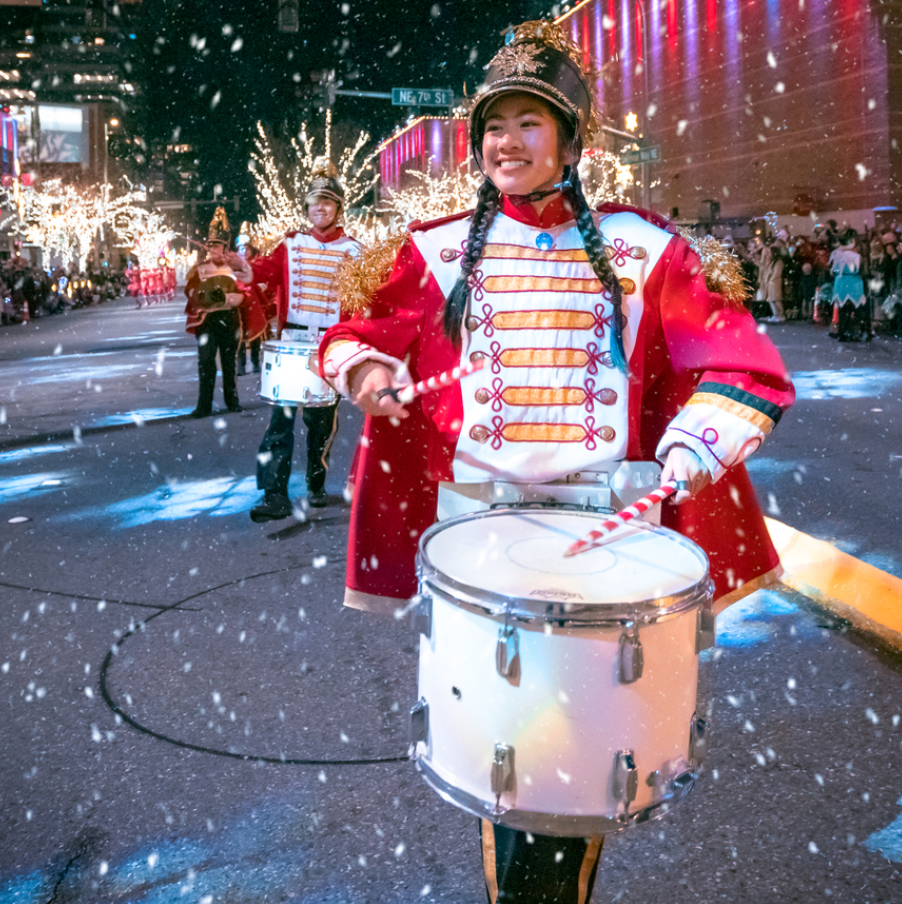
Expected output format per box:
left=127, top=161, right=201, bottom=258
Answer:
left=184, top=207, right=254, bottom=418
left=321, top=19, right=794, bottom=902
left=248, top=159, right=362, bottom=520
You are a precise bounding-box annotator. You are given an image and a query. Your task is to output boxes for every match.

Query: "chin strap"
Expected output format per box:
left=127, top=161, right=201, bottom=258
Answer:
left=505, top=165, right=574, bottom=204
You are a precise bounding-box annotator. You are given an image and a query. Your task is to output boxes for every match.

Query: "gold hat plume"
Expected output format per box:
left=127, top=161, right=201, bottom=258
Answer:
left=481, top=19, right=602, bottom=140
left=495, top=20, right=587, bottom=72
left=207, top=206, right=231, bottom=244
left=311, top=156, right=338, bottom=179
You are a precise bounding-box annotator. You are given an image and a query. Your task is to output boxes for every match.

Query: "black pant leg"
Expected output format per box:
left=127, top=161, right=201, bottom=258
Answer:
left=838, top=300, right=856, bottom=340
left=481, top=820, right=603, bottom=904
left=301, top=402, right=339, bottom=494
left=256, top=404, right=297, bottom=496
left=195, top=321, right=217, bottom=413
left=218, top=310, right=241, bottom=407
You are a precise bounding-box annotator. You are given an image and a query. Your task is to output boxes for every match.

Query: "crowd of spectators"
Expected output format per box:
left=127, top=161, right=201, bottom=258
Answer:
left=0, top=256, right=127, bottom=325
left=728, top=219, right=902, bottom=341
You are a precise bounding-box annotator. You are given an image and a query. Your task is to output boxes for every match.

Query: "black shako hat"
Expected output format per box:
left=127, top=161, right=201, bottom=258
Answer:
left=304, top=157, right=344, bottom=210
left=469, top=20, right=598, bottom=170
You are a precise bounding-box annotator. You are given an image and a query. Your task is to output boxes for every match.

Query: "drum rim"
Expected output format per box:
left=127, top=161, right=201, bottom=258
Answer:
left=417, top=508, right=711, bottom=624
left=262, top=339, right=319, bottom=355
left=415, top=756, right=698, bottom=837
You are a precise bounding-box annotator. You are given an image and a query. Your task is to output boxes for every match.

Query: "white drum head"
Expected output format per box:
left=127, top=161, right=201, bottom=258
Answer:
left=420, top=509, right=707, bottom=611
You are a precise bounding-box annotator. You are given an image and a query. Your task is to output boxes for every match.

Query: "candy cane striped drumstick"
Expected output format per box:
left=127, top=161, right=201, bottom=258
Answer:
left=396, top=358, right=485, bottom=404
left=563, top=481, right=679, bottom=558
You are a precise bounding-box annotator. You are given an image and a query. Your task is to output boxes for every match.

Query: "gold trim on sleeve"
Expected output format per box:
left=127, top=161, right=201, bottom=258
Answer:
left=686, top=392, right=775, bottom=434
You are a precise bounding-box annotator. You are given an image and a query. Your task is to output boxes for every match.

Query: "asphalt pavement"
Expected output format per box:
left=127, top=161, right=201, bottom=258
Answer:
left=1, top=295, right=901, bottom=903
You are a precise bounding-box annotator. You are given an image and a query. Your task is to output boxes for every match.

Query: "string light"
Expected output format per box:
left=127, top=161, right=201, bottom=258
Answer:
left=0, top=179, right=159, bottom=269
left=247, top=110, right=380, bottom=248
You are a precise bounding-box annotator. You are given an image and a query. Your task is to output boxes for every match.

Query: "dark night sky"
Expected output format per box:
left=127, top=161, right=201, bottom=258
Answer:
left=136, top=0, right=551, bottom=206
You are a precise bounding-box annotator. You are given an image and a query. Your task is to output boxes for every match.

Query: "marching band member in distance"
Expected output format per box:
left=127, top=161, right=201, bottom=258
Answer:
left=248, top=161, right=361, bottom=520
left=322, top=20, right=794, bottom=903
left=184, top=208, right=252, bottom=418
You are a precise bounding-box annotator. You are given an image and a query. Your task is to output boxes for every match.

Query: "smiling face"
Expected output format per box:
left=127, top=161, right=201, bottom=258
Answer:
left=306, top=195, right=340, bottom=232
left=481, top=93, right=568, bottom=197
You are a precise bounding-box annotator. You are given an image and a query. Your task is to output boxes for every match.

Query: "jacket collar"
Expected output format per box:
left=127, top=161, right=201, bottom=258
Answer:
left=501, top=193, right=575, bottom=229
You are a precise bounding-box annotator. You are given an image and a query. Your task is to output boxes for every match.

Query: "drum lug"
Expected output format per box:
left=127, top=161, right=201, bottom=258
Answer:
left=496, top=625, right=520, bottom=679
left=491, top=743, right=515, bottom=808
left=618, top=628, right=643, bottom=684
left=409, top=698, right=429, bottom=755
left=613, top=749, right=639, bottom=810
left=689, top=713, right=709, bottom=766
left=695, top=601, right=716, bottom=653
left=411, top=594, right=432, bottom=637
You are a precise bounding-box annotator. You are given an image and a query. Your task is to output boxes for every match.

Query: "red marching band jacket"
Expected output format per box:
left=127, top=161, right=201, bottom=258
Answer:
left=321, top=199, right=795, bottom=610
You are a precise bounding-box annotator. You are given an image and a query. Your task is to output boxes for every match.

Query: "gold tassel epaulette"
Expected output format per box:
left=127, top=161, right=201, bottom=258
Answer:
left=680, top=230, right=749, bottom=309
left=334, top=231, right=409, bottom=316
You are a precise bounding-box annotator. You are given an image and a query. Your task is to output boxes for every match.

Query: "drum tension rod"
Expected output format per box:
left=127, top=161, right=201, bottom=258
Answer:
left=613, top=750, right=639, bottom=812
left=491, top=743, right=515, bottom=813
left=496, top=618, right=520, bottom=680
left=618, top=624, right=644, bottom=684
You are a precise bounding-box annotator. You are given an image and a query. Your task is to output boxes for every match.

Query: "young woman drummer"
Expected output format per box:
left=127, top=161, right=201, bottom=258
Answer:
left=321, top=20, right=794, bottom=903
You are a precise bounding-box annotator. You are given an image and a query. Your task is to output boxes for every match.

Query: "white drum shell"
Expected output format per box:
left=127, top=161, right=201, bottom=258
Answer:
left=413, top=512, right=711, bottom=836
left=419, top=595, right=698, bottom=818
left=259, top=340, right=337, bottom=407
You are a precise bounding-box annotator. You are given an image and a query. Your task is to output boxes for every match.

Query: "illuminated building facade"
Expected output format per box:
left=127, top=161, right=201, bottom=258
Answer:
left=0, top=0, right=141, bottom=185
left=378, top=116, right=470, bottom=194
left=557, top=0, right=902, bottom=225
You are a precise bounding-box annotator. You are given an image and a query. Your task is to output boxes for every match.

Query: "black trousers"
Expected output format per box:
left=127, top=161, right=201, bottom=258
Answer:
left=195, top=309, right=240, bottom=412
left=837, top=299, right=870, bottom=341
left=481, top=821, right=603, bottom=904
left=237, top=336, right=262, bottom=370
left=256, top=402, right=339, bottom=496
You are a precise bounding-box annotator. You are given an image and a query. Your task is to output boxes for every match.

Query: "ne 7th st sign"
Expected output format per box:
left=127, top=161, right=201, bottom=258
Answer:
left=621, top=145, right=662, bottom=165
left=392, top=88, right=454, bottom=107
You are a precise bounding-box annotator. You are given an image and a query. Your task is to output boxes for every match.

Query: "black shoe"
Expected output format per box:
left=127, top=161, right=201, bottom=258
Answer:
left=307, top=489, right=328, bottom=508
left=227, top=403, right=243, bottom=413
left=236, top=362, right=247, bottom=376
left=190, top=408, right=211, bottom=419
left=250, top=493, right=293, bottom=522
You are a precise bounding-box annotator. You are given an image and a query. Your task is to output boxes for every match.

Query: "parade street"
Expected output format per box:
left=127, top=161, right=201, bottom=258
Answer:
left=2, top=295, right=902, bottom=904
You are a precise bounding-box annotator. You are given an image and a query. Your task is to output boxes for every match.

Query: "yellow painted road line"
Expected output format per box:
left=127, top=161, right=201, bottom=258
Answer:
left=767, top=518, right=902, bottom=649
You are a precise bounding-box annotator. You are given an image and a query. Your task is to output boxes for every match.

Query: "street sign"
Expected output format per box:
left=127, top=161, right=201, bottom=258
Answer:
left=621, top=145, right=662, bottom=165
left=392, top=87, right=454, bottom=107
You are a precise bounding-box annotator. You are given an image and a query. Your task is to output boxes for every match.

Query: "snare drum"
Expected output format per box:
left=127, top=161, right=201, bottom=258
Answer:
left=259, top=340, right=338, bottom=407
left=410, top=508, right=714, bottom=837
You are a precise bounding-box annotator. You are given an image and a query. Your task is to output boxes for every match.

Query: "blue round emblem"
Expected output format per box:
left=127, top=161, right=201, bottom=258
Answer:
left=536, top=232, right=554, bottom=251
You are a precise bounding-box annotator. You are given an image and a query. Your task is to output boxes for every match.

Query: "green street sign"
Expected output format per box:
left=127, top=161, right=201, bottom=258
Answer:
left=621, top=145, right=661, bottom=165
left=392, top=87, right=454, bottom=107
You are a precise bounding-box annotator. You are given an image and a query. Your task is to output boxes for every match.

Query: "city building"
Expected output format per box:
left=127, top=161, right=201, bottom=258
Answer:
left=556, top=0, right=902, bottom=230
left=0, top=0, right=141, bottom=187
left=376, top=1, right=901, bottom=233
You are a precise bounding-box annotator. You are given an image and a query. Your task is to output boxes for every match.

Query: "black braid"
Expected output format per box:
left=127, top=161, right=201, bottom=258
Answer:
left=443, top=179, right=502, bottom=347
left=566, top=169, right=629, bottom=375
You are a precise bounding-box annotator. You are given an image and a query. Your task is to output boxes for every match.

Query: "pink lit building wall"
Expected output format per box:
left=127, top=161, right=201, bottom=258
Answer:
left=378, top=116, right=470, bottom=194
left=558, top=0, right=902, bottom=221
